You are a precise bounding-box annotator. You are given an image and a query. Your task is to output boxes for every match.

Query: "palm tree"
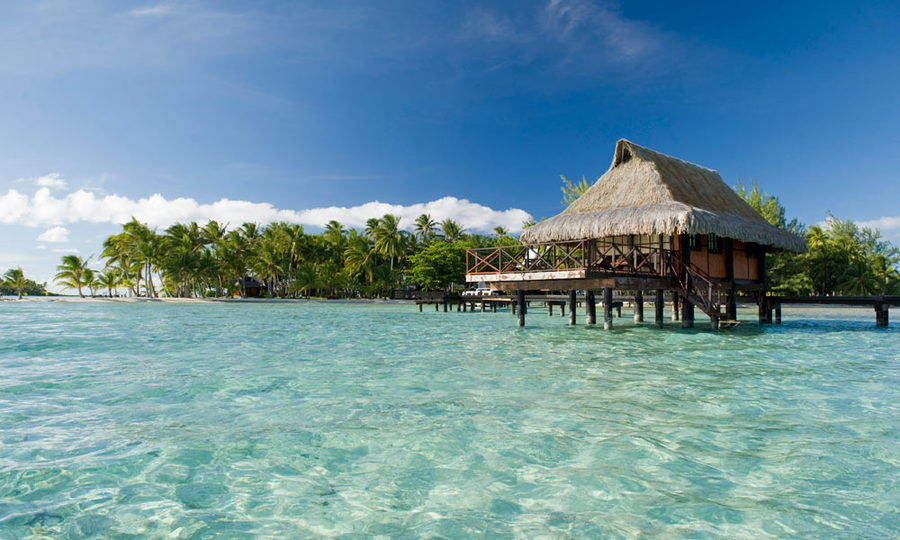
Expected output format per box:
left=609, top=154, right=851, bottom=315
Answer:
left=96, top=268, right=121, bottom=297
left=3, top=267, right=27, bottom=299
left=374, top=214, right=403, bottom=272
left=440, top=219, right=464, bottom=243
left=414, top=214, right=437, bottom=243
left=55, top=255, right=90, bottom=298
left=84, top=267, right=97, bottom=297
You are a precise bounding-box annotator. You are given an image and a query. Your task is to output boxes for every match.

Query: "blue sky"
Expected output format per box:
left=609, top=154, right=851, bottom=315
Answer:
left=2, top=1, right=900, bottom=288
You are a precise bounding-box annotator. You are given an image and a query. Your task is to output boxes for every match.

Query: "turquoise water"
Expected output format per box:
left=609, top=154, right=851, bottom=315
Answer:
left=0, top=301, right=897, bottom=538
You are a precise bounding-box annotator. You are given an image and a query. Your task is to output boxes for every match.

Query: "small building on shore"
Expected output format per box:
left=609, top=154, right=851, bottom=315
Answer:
left=465, top=139, right=807, bottom=328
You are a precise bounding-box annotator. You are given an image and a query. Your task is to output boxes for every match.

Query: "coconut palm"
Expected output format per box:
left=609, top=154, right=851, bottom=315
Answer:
left=414, top=214, right=438, bottom=243
left=55, top=255, right=90, bottom=298
left=440, top=219, right=464, bottom=243
left=96, top=268, right=121, bottom=297
left=374, top=214, right=403, bottom=272
left=3, top=267, right=27, bottom=299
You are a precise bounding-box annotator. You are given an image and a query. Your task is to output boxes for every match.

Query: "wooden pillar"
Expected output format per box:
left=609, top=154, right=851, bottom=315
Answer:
left=560, top=303, right=565, bottom=316
left=655, top=289, right=664, bottom=328
left=443, top=302, right=448, bottom=312
left=726, top=291, right=737, bottom=321
left=568, top=290, right=577, bottom=326
left=774, top=304, right=782, bottom=324
left=757, top=294, right=770, bottom=324
left=603, top=287, right=613, bottom=330
left=615, top=305, right=622, bottom=318
left=585, top=290, right=596, bottom=325
left=419, top=303, right=423, bottom=312
left=547, top=302, right=553, bottom=316
left=435, top=302, right=438, bottom=312
left=517, top=290, right=526, bottom=327
left=492, top=302, right=497, bottom=313
left=634, top=290, right=644, bottom=323
left=710, top=311, right=719, bottom=331
left=875, top=304, right=889, bottom=327
left=672, top=291, right=680, bottom=321
left=682, top=299, right=695, bottom=328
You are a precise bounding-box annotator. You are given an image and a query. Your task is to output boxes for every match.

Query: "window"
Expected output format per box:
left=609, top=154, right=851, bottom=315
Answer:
left=688, top=234, right=702, bottom=251
left=708, top=233, right=721, bottom=254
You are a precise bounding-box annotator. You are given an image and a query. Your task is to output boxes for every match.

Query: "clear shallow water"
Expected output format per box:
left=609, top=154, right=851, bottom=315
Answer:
left=0, top=301, right=897, bottom=539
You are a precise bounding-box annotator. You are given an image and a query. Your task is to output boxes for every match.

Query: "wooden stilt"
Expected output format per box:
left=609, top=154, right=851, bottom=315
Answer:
left=615, top=305, right=622, bottom=318
left=435, top=302, right=438, bottom=312
left=548, top=302, right=553, bottom=316
left=585, top=290, right=596, bottom=325
left=774, top=304, right=782, bottom=324
left=634, top=290, right=644, bottom=323
left=710, top=311, right=719, bottom=331
left=481, top=301, right=485, bottom=312
left=517, top=290, right=526, bottom=327
left=560, top=303, right=565, bottom=316
left=568, top=290, right=577, bottom=326
left=419, top=303, right=423, bottom=312
left=682, top=299, right=695, bottom=328
left=492, top=302, right=497, bottom=313
left=603, top=287, right=613, bottom=329
left=672, top=291, right=680, bottom=321
left=875, top=304, right=889, bottom=327
left=655, top=289, right=664, bottom=328
left=726, top=291, right=737, bottom=321
left=757, top=294, right=770, bottom=324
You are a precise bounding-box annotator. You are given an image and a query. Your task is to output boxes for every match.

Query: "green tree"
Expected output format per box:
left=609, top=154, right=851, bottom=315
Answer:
left=55, top=255, right=90, bottom=298
left=414, top=214, right=438, bottom=243
left=3, top=267, right=27, bottom=299
left=407, top=242, right=466, bottom=291
left=560, top=175, right=592, bottom=205
left=440, top=219, right=464, bottom=243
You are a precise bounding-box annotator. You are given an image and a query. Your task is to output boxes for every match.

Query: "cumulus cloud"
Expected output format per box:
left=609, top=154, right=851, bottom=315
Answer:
left=0, top=186, right=532, bottom=233
left=857, top=215, right=900, bottom=242
left=34, top=173, right=67, bottom=189
left=36, top=226, right=70, bottom=243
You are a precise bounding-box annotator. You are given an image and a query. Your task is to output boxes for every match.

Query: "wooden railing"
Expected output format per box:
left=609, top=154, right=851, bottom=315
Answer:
left=664, top=251, right=723, bottom=316
left=466, top=240, right=591, bottom=275
left=466, top=239, right=670, bottom=277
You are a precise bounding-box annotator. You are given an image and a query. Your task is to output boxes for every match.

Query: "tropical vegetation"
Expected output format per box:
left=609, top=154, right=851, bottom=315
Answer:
left=51, top=215, right=518, bottom=298
left=0, top=267, right=48, bottom=297
left=736, top=181, right=900, bottom=295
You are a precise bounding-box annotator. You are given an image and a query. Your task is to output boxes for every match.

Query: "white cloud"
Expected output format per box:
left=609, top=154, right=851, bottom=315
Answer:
left=857, top=215, right=900, bottom=243
left=37, top=226, right=70, bottom=243
left=127, top=4, right=174, bottom=17
left=52, top=247, right=79, bottom=254
left=34, top=173, right=67, bottom=189
left=0, top=184, right=533, bottom=233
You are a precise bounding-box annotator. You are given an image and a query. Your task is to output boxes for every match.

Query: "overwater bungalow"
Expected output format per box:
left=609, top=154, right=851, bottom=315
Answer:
left=465, top=139, right=807, bottom=329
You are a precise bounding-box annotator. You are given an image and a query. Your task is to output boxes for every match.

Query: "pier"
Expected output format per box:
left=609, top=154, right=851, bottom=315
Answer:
left=417, top=293, right=897, bottom=329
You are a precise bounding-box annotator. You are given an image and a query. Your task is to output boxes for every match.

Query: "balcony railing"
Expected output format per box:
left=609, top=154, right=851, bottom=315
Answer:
left=466, top=239, right=672, bottom=277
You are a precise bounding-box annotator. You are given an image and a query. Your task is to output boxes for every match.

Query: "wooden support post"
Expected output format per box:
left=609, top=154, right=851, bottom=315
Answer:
left=560, top=303, right=565, bottom=316
left=615, top=305, right=622, bottom=318
left=481, top=301, right=485, bottom=313
left=774, top=304, right=782, bottom=324
left=548, top=302, right=553, bottom=316
left=492, top=302, right=496, bottom=313
left=419, top=303, right=423, bottom=312
left=726, top=291, right=737, bottom=321
left=568, top=290, right=577, bottom=326
left=634, top=290, right=644, bottom=323
left=875, top=303, right=889, bottom=327
left=757, top=294, right=770, bottom=324
left=444, top=302, right=448, bottom=312
left=603, top=287, right=613, bottom=330
left=435, top=302, right=438, bottom=312
left=585, top=290, right=596, bottom=325
left=655, top=289, right=664, bottom=328
left=682, top=299, right=695, bottom=328
left=517, top=290, right=526, bottom=327
left=672, top=291, right=680, bottom=321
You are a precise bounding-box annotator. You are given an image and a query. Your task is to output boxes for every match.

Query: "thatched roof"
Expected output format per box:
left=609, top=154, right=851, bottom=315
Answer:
left=520, top=139, right=806, bottom=252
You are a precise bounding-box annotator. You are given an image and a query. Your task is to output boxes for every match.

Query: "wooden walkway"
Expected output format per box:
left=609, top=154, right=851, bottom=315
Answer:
left=417, top=293, right=897, bottom=329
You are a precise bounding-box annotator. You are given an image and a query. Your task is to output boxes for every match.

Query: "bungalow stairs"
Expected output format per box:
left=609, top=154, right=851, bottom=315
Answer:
left=667, top=253, right=726, bottom=328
